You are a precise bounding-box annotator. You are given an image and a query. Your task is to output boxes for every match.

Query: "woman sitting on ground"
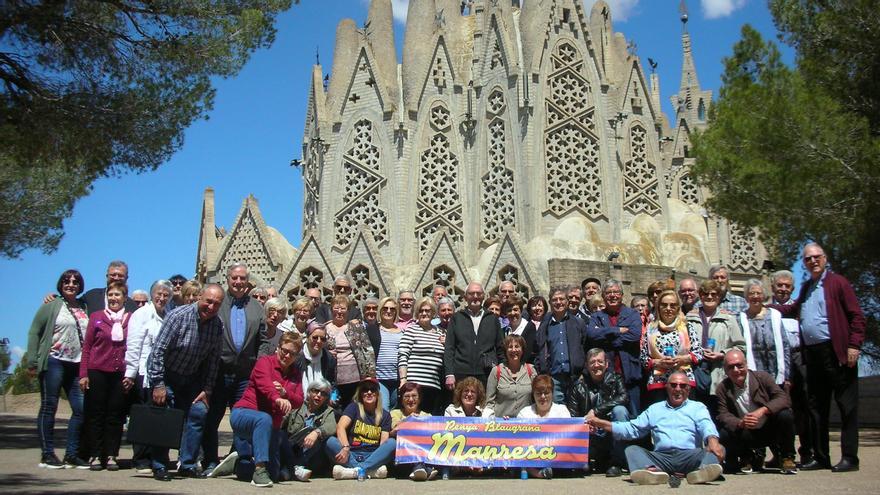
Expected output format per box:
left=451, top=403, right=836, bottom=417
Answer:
left=389, top=382, right=436, bottom=481
left=280, top=377, right=336, bottom=482
left=326, top=377, right=395, bottom=480
left=516, top=374, right=571, bottom=479
left=216, top=332, right=304, bottom=487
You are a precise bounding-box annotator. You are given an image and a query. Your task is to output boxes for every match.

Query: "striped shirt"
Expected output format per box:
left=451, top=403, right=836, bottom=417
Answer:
left=376, top=328, right=402, bottom=380
left=147, top=303, right=224, bottom=392
left=398, top=321, right=445, bottom=389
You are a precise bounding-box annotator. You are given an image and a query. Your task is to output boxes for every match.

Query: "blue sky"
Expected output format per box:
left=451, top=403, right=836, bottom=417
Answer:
left=0, top=0, right=795, bottom=365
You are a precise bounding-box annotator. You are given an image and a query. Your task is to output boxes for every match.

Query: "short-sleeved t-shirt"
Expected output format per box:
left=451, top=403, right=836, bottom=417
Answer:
left=342, top=402, right=392, bottom=451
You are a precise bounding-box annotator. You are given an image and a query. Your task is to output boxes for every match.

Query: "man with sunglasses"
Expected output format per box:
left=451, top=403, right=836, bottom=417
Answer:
left=586, top=371, right=724, bottom=485
left=772, top=242, right=865, bottom=473
left=315, top=275, right=362, bottom=324
left=715, top=349, right=797, bottom=475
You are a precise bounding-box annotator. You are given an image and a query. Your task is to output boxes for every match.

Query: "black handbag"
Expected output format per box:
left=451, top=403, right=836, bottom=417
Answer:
left=127, top=404, right=185, bottom=449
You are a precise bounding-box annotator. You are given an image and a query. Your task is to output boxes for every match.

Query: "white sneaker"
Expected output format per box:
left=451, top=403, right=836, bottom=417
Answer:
left=368, top=465, right=388, bottom=479
left=294, top=465, right=312, bottom=481
left=686, top=463, right=723, bottom=484
left=332, top=465, right=359, bottom=480
left=410, top=467, right=428, bottom=481
left=208, top=451, right=238, bottom=478
left=631, top=468, right=669, bottom=485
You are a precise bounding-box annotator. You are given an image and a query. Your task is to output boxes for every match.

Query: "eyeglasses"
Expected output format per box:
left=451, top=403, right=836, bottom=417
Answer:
left=803, top=254, right=824, bottom=262
left=535, top=390, right=553, bottom=397
left=267, top=308, right=283, bottom=316
left=417, top=309, right=432, bottom=315
left=277, top=347, right=296, bottom=357
left=362, top=388, right=378, bottom=395
left=334, top=285, right=352, bottom=292
left=725, top=363, right=747, bottom=371
left=309, top=336, right=327, bottom=342
left=668, top=382, right=690, bottom=389
left=605, top=290, right=622, bottom=295
left=171, top=281, right=185, bottom=287
left=309, top=389, right=329, bottom=397
left=381, top=306, right=396, bottom=312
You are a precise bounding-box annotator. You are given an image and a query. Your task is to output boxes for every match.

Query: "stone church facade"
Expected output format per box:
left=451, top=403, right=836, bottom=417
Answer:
left=196, top=0, right=765, bottom=303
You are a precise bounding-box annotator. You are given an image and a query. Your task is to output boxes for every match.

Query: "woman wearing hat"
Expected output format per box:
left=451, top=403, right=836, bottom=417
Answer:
left=325, top=377, right=394, bottom=480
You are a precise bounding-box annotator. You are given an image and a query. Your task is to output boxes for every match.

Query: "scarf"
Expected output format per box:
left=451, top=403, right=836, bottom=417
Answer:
left=104, top=308, right=127, bottom=342
left=648, top=316, right=692, bottom=375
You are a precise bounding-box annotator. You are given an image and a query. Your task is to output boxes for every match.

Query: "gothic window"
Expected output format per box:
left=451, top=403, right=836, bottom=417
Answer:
left=220, top=210, right=273, bottom=285
left=481, top=90, right=516, bottom=244
left=285, top=266, right=330, bottom=302
left=334, top=120, right=388, bottom=249
left=544, top=42, right=604, bottom=218
left=415, top=103, right=464, bottom=255
left=729, top=223, right=760, bottom=272
left=303, top=140, right=323, bottom=232
left=421, top=264, right=465, bottom=308
left=491, top=264, right=530, bottom=300
left=679, top=173, right=700, bottom=205
left=350, top=264, right=381, bottom=302
left=623, top=124, right=661, bottom=216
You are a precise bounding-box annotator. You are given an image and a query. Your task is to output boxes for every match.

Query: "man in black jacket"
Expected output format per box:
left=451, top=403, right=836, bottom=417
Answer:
left=567, top=348, right=630, bottom=476
left=203, top=262, right=266, bottom=477
left=536, top=287, right=588, bottom=403
left=444, top=282, right=504, bottom=389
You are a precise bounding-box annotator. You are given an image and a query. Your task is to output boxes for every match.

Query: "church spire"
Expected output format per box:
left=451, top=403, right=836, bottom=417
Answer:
left=671, top=0, right=711, bottom=133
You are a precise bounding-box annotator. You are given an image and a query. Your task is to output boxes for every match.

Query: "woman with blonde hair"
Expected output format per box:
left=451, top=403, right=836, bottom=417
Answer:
left=326, top=377, right=394, bottom=480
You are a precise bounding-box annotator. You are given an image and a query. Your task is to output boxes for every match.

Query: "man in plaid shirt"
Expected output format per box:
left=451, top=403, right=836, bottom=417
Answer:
left=146, top=283, right=225, bottom=481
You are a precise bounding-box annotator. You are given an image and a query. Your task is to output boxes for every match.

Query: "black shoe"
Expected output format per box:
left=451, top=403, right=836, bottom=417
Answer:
left=63, top=455, right=90, bottom=470
left=177, top=467, right=206, bottom=479
left=799, top=459, right=831, bottom=471
left=831, top=459, right=859, bottom=473
left=153, top=468, right=172, bottom=481
left=605, top=466, right=622, bottom=477
left=39, top=453, right=65, bottom=469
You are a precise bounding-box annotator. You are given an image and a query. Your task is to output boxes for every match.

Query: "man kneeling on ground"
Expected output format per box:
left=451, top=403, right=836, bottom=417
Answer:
left=586, top=371, right=724, bottom=485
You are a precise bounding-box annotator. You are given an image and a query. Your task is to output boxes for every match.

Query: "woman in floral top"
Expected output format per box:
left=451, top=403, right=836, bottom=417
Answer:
left=325, top=295, right=376, bottom=409
left=640, top=290, right=703, bottom=405
left=26, top=269, right=90, bottom=469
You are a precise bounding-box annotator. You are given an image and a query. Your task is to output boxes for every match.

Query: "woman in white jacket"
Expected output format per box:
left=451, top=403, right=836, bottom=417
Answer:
left=122, top=279, right=173, bottom=473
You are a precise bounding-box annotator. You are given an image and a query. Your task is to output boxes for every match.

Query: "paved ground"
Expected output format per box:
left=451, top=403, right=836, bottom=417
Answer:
left=1, top=412, right=878, bottom=494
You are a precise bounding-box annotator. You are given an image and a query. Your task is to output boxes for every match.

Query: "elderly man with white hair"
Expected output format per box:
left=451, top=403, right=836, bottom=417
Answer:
left=443, top=282, right=505, bottom=389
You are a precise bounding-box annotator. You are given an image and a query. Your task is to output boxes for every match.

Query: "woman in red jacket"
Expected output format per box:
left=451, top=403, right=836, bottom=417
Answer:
left=78, top=281, right=131, bottom=471
left=220, top=332, right=303, bottom=487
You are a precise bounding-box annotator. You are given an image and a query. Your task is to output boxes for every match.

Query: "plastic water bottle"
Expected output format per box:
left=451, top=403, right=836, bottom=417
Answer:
left=357, top=467, right=366, bottom=482
left=664, top=345, right=675, bottom=357
left=520, top=468, right=528, bottom=480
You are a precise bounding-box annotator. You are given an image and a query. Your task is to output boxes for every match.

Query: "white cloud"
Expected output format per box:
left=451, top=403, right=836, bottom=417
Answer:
left=360, top=0, right=409, bottom=24
left=584, top=1, right=640, bottom=22
left=700, top=0, right=747, bottom=19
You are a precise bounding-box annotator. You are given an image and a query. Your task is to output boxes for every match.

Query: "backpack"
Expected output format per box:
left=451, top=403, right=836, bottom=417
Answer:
left=496, top=363, right=534, bottom=380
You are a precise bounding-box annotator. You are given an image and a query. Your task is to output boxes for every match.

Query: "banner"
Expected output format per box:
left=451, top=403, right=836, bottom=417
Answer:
left=395, top=416, right=589, bottom=468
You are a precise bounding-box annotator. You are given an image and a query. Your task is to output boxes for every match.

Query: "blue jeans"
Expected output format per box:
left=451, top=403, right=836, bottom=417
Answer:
left=150, top=373, right=208, bottom=471
left=325, top=436, right=396, bottom=471
left=625, top=445, right=719, bottom=474
left=203, top=373, right=250, bottom=467
left=38, top=357, right=84, bottom=458
left=590, top=405, right=630, bottom=468
left=378, top=379, right=399, bottom=411
left=230, top=407, right=282, bottom=479
left=551, top=374, right=571, bottom=403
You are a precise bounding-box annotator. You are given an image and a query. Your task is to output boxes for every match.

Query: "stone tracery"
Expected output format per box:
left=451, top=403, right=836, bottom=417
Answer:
left=481, top=90, right=516, bottom=244
left=333, top=120, right=388, bottom=249
left=623, top=124, right=661, bottom=215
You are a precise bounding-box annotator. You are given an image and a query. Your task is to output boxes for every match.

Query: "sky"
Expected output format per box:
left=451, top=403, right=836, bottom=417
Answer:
left=0, top=0, right=795, bottom=365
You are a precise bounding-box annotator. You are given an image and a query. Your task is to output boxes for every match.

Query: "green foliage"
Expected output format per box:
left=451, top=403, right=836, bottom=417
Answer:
left=691, top=7, right=880, bottom=358
left=0, top=0, right=292, bottom=258
left=4, top=353, right=39, bottom=395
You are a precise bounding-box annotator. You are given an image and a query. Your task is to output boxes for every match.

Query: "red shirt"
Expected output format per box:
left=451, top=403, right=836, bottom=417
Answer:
left=235, top=354, right=304, bottom=428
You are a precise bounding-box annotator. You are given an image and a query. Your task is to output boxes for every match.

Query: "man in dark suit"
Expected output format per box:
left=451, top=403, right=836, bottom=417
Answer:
left=444, top=282, right=504, bottom=389
left=536, top=287, right=588, bottom=403
left=715, top=349, right=797, bottom=474
left=773, top=242, right=865, bottom=473
left=202, top=262, right=266, bottom=477
left=587, top=279, right=644, bottom=415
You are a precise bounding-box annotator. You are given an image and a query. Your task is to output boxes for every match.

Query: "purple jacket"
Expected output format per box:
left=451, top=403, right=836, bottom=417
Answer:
left=80, top=310, right=130, bottom=377
left=772, top=271, right=865, bottom=365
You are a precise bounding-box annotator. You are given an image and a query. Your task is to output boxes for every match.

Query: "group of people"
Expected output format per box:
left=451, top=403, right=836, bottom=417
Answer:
left=26, top=241, right=865, bottom=487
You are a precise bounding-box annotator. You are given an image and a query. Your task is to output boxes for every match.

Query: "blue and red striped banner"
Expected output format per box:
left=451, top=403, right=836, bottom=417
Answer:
left=395, top=416, right=589, bottom=468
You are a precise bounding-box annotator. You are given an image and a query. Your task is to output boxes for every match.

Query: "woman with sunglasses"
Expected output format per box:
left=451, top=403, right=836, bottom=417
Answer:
left=296, top=322, right=337, bottom=398
left=641, top=290, right=703, bottom=405
left=219, top=333, right=304, bottom=487
left=366, top=297, right=403, bottom=410
left=27, top=269, right=90, bottom=469
left=398, top=297, right=447, bottom=415
left=326, top=377, right=394, bottom=480
left=280, top=377, right=336, bottom=482
left=325, top=295, right=376, bottom=409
